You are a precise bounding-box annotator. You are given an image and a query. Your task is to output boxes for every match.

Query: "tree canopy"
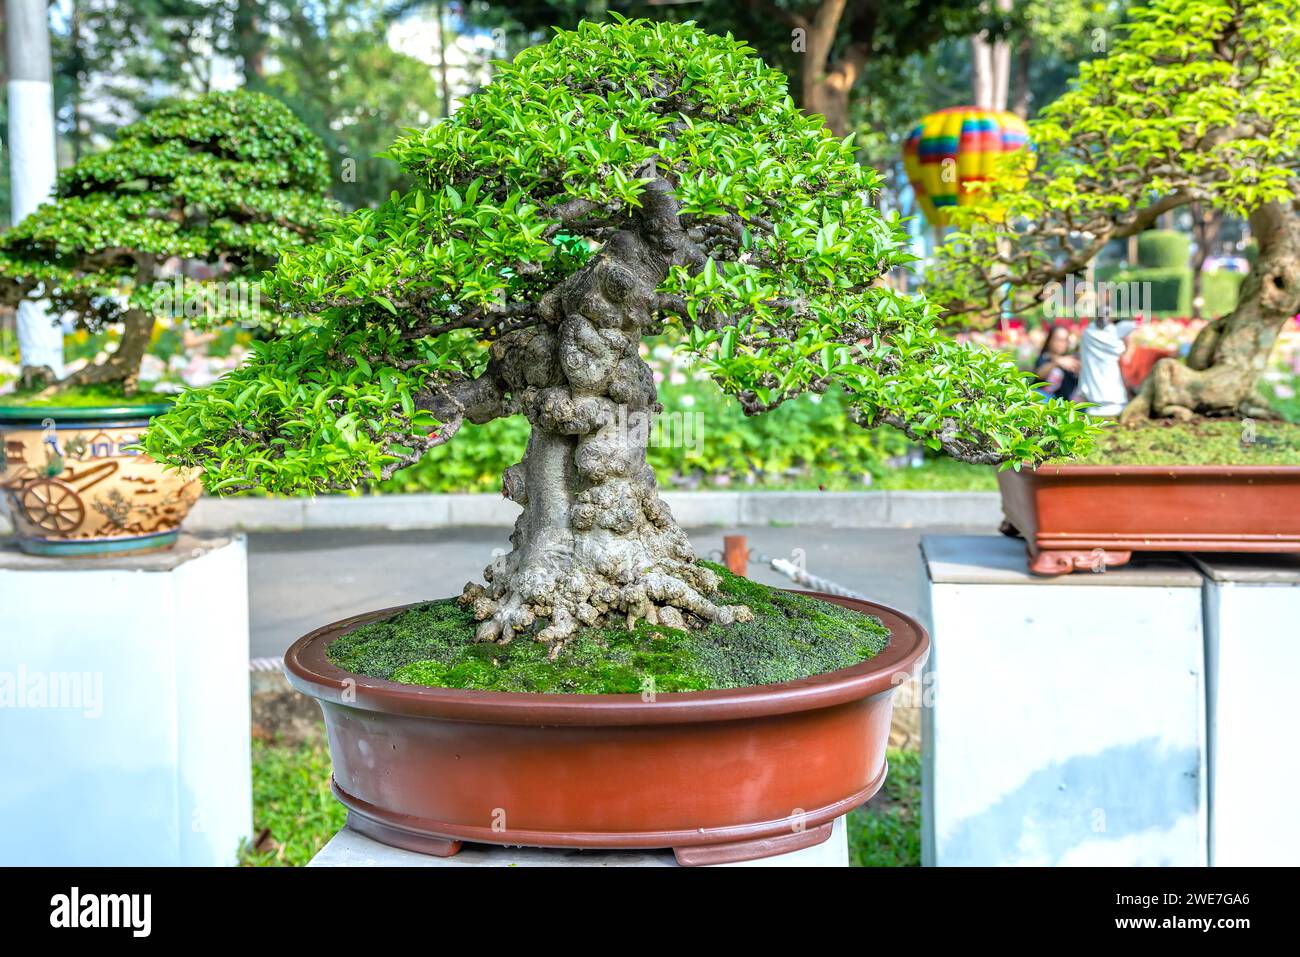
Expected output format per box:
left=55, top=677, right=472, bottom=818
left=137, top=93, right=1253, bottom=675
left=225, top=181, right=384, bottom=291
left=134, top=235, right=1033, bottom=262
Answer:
left=144, top=17, right=1096, bottom=494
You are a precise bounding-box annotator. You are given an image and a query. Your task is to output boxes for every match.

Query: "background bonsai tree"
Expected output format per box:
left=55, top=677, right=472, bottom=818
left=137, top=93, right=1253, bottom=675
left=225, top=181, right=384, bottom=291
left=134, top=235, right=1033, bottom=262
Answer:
left=146, top=17, right=1095, bottom=649
left=929, top=0, right=1300, bottom=422
left=0, top=91, right=332, bottom=395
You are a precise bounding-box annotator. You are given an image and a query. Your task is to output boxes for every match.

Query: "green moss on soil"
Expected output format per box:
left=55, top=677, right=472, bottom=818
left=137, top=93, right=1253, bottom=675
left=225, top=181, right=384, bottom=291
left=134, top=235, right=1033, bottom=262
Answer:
left=1052, top=418, right=1300, bottom=466
left=325, top=562, right=891, bottom=694
left=0, top=383, right=175, bottom=409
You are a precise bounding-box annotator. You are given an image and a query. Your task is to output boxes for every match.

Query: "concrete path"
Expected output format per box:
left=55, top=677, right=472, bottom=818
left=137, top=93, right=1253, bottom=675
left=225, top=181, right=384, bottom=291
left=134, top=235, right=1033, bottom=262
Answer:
left=248, top=524, right=983, bottom=658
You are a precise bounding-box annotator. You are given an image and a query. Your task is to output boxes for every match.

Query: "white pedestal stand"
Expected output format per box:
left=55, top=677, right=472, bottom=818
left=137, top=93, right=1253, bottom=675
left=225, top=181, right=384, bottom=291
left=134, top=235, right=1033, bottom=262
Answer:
left=310, top=816, right=849, bottom=867
left=1195, top=553, right=1300, bottom=866
left=0, top=534, right=251, bottom=865
left=920, top=535, right=1208, bottom=866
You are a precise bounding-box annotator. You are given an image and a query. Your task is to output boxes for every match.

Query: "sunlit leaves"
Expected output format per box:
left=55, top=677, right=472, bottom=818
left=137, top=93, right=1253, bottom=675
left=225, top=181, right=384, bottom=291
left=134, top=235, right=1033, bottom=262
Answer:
left=143, top=17, right=1100, bottom=493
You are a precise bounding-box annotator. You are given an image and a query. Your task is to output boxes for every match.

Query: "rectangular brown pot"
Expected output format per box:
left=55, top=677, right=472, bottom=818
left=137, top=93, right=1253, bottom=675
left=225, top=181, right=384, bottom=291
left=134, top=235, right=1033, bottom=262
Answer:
left=998, top=464, right=1300, bottom=574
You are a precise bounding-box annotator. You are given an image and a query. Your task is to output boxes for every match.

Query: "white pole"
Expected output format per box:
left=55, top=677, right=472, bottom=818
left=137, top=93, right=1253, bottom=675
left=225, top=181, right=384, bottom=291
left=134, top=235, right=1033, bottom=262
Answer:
left=6, top=0, right=64, bottom=378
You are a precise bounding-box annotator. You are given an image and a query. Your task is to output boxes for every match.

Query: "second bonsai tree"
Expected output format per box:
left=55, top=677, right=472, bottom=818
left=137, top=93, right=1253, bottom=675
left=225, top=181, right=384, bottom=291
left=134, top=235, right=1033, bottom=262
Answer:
left=0, top=90, right=331, bottom=399
left=0, top=91, right=330, bottom=556
left=147, top=18, right=1095, bottom=652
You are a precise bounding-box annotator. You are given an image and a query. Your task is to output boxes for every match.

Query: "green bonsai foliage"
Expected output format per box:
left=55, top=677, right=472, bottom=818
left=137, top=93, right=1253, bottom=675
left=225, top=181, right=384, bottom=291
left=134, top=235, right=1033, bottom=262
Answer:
left=148, top=18, right=1093, bottom=493
left=146, top=18, right=1096, bottom=650
left=930, top=0, right=1300, bottom=422
left=0, top=90, right=332, bottom=395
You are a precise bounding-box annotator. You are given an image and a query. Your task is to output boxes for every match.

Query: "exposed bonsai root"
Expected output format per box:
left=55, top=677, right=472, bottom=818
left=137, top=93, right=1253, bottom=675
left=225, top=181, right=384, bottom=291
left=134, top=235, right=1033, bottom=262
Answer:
left=460, top=511, right=751, bottom=657
left=59, top=356, right=141, bottom=396
left=1120, top=202, right=1300, bottom=424
left=1122, top=355, right=1271, bottom=423
left=461, top=441, right=752, bottom=655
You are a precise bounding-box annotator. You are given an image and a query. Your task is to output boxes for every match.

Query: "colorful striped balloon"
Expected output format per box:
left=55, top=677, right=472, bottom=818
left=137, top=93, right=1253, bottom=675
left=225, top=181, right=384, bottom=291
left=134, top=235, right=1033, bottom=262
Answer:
left=902, top=107, right=1032, bottom=228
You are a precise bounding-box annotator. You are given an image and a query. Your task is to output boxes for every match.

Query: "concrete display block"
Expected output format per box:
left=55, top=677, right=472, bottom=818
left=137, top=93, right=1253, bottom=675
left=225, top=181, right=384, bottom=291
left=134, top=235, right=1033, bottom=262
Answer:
left=0, top=534, right=251, bottom=865
left=1194, top=553, right=1300, bottom=866
left=921, top=535, right=1207, bottom=866
left=310, top=816, right=848, bottom=868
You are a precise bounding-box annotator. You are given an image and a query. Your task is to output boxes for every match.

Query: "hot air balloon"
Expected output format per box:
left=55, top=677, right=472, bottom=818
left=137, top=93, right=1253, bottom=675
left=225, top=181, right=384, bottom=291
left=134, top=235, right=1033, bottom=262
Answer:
left=903, top=107, right=1032, bottom=229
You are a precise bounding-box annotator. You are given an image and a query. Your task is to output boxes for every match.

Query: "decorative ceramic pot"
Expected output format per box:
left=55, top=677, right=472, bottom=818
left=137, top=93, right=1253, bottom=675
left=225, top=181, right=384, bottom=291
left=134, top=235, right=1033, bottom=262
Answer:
left=998, top=463, right=1300, bottom=574
left=285, top=592, right=929, bottom=866
left=0, top=402, right=200, bottom=557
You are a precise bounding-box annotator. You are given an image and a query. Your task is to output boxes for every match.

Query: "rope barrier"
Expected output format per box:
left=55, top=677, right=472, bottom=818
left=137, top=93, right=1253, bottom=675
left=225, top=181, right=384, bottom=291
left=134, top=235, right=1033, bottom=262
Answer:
left=761, top=555, right=871, bottom=601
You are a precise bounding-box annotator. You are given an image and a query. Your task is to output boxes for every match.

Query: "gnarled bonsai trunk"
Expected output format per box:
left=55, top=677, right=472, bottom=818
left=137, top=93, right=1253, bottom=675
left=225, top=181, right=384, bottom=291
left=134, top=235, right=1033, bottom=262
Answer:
left=53, top=257, right=159, bottom=397
left=460, top=182, right=749, bottom=650
left=1122, top=201, right=1300, bottom=421
left=58, top=309, right=153, bottom=395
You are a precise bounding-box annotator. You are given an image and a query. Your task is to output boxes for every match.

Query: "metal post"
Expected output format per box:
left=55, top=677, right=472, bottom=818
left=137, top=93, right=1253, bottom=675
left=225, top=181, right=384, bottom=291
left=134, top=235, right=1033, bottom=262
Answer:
left=6, top=0, right=64, bottom=377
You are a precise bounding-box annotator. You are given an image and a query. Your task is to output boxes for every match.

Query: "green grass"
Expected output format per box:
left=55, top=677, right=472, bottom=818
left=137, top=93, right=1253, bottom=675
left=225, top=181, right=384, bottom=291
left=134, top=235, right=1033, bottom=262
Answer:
left=1055, top=417, right=1300, bottom=466
left=848, top=748, right=921, bottom=867
left=0, top=382, right=175, bottom=409
left=326, top=561, right=891, bottom=694
left=240, top=735, right=347, bottom=867
left=244, top=733, right=920, bottom=867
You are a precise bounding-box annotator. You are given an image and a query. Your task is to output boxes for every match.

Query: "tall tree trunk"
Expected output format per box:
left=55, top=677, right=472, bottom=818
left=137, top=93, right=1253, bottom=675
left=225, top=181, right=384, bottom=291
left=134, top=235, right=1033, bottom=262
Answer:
left=7, top=0, right=64, bottom=377
left=798, top=0, right=870, bottom=137
left=1009, top=33, right=1032, bottom=118
left=436, top=0, right=452, bottom=118
left=1122, top=200, right=1300, bottom=421
left=461, top=182, right=750, bottom=650
left=972, top=0, right=1013, bottom=111
left=68, top=0, right=86, bottom=161
left=235, top=0, right=266, bottom=90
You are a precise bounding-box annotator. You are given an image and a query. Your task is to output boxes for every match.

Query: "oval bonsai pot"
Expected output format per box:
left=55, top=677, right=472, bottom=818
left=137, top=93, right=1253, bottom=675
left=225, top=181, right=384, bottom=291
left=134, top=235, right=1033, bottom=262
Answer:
left=998, top=463, right=1300, bottom=575
left=0, top=402, right=201, bottom=557
left=285, top=592, right=929, bottom=866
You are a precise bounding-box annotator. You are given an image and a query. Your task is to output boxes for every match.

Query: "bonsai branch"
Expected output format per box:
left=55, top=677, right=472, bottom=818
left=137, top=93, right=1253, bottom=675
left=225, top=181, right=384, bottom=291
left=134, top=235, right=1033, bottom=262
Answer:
left=856, top=409, right=1005, bottom=466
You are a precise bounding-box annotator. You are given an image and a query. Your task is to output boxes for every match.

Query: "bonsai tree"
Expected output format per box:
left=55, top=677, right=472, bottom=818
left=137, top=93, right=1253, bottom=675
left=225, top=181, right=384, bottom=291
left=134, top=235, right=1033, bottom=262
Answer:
left=0, top=91, right=332, bottom=396
left=928, top=0, right=1300, bottom=422
left=146, top=18, right=1095, bottom=649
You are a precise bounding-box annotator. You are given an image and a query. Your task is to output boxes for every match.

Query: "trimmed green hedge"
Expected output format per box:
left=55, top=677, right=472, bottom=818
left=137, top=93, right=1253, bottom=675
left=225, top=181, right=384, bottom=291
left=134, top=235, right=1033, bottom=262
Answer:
left=1114, top=266, right=1190, bottom=314
left=1137, top=229, right=1191, bottom=269
left=1102, top=266, right=1242, bottom=318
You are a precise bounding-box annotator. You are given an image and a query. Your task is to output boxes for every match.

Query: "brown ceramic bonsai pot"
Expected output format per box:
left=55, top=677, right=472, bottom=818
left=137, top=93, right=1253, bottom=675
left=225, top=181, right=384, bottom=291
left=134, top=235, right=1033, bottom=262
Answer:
left=284, top=592, right=929, bottom=866
left=0, top=402, right=201, bottom=557
left=998, top=463, right=1300, bottom=575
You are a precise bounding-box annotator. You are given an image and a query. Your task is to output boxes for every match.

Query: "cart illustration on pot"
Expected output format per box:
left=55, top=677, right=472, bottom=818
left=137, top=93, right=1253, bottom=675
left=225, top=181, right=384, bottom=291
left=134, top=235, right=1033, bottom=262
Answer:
left=1, top=441, right=119, bottom=535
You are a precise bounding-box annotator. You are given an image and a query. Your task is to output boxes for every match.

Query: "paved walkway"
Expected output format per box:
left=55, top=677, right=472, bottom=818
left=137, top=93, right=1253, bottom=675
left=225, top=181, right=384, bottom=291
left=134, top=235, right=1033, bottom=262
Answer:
left=247, top=524, right=982, bottom=658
